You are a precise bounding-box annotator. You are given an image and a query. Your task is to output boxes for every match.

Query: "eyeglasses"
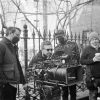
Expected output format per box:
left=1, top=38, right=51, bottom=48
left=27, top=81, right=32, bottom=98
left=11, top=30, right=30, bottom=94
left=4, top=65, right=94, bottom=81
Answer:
left=46, top=49, right=53, bottom=51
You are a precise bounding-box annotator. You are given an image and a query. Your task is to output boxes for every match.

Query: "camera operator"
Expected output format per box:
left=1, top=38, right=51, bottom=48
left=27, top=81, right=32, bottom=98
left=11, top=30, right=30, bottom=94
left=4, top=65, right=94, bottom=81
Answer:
left=29, top=40, right=52, bottom=67
left=29, top=40, right=53, bottom=100
left=52, top=29, right=80, bottom=100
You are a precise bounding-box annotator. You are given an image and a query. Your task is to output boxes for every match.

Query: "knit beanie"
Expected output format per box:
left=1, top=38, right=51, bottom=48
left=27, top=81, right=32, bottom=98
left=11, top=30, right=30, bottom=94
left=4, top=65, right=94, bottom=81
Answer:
left=55, top=29, right=65, bottom=38
left=89, top=31, right=100, bottom=41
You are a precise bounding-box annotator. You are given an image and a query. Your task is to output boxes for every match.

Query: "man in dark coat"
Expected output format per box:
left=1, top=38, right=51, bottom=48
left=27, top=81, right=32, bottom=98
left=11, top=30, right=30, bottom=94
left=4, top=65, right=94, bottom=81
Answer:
left=52, top=29, right=80, bottom=100
left=29, top=40, right=53, bottom=100
left=0, top=27, right=25, bottom=100
left=29, top=40, right=53, bottom=66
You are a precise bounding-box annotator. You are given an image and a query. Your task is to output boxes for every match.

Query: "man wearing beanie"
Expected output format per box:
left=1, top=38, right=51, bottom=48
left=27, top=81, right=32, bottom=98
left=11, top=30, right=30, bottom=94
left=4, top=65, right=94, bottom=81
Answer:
left=80, top=31, right=100, bottom=100
left=52, top=29, right=80, bottom=100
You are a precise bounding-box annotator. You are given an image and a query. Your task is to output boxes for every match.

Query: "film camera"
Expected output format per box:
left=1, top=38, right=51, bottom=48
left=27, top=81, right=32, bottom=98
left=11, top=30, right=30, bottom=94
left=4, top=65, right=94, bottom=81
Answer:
left=26, top=58, right=83, bottom=100
left=34, top=58, right=83, bottom=86
left=47, top=65, right=83, bottom=86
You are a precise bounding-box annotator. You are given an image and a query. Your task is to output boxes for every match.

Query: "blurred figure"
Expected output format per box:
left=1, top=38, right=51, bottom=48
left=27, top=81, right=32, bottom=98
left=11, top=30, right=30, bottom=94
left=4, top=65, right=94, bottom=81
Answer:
left=0, top=27, right=25, bottom=100
left=80, top=31, right=100, bottom=100
left=52, top=29, right=80, bottom=100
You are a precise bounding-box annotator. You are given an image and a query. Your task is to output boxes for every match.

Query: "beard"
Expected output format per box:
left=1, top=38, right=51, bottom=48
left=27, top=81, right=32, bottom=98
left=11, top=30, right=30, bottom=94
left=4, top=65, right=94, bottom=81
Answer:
left=47, top=53, right=52, bottom=59
left=43, top=53, right=52, bottom=59
left=58, top=37, right=65, bottom=44
left=12, top=36, right=19, bottom=44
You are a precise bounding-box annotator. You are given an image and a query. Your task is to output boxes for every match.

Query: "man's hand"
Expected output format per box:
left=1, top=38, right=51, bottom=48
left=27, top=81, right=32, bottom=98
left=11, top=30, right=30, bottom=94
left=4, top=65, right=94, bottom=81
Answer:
left=23, top=83, right=29, bottom=90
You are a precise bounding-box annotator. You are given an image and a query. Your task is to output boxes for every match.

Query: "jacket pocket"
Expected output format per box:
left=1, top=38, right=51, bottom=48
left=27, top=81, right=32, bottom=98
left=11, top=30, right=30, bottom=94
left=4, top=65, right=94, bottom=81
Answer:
left=0, top=64, right=15, bottom=80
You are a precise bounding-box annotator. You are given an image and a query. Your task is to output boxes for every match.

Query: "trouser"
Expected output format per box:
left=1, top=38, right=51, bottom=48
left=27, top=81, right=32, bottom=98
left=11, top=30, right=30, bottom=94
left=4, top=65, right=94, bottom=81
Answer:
left=0, top=83, right=17, bottom=100
left=87, top=78, right=100, bottom=100
left=62, top=84, right=76, bottom=100
left=40, top=85, right=61, bottom=100
left=89, top=89, right=98, bottom=100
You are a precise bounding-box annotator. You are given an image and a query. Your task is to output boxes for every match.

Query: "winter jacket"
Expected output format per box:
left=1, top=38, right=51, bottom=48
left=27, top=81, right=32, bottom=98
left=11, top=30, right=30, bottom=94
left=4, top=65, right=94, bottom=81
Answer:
left=80, top=45, right=100, bottom=78
left=0, top=37, right=25, bottom=84
left=29, top=50, right=48, bottom=67
left=52, top=41, right=80, bottom=66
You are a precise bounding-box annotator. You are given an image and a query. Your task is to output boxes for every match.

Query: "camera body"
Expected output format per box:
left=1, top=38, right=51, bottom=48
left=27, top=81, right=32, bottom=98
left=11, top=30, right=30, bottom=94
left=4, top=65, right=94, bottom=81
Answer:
left=47, top=65, right=83, bottom=86
left=33, top=59, right=83, bottom=86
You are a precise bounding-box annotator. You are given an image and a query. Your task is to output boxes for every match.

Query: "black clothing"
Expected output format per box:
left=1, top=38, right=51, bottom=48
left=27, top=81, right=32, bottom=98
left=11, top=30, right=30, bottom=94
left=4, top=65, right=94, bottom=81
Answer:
left=80, top=45, right=100, bottom=100
left=62, top=85, right=76, bottom=100
left=0, top=37, right=25, bottom=100
left=53, top=41, right=80, bottom=100
left=0, top=37, right=25, bottom=84
left=52, top=41, right=80, bottom=66
left=80, top=45, right=100, bottom=78
left=0, top=84, right=17, bottom=100
left=80, top=45, right=100, bottom=89
left=29, top=50, right=61, bottom=100
left=29, top=50, right=47, bottom=67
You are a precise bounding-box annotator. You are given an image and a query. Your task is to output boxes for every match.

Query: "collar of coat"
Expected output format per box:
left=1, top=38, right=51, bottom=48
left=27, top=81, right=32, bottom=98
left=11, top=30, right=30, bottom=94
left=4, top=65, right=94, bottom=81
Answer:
left=1, top=37, right=18, bottom=51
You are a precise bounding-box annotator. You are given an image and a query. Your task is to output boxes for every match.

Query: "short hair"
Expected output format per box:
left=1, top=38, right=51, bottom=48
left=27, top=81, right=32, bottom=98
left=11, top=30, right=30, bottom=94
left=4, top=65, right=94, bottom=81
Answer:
left=6, top=27, right=21, bottom=36
left=41, top=40, right=52, bottom=50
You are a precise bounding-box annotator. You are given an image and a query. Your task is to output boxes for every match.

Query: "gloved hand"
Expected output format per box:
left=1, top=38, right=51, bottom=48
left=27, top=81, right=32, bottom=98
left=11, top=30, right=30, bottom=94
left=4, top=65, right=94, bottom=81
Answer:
left=93, top=53, right=100, bottom=62
left=93, top=56, right=100, bottom=62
